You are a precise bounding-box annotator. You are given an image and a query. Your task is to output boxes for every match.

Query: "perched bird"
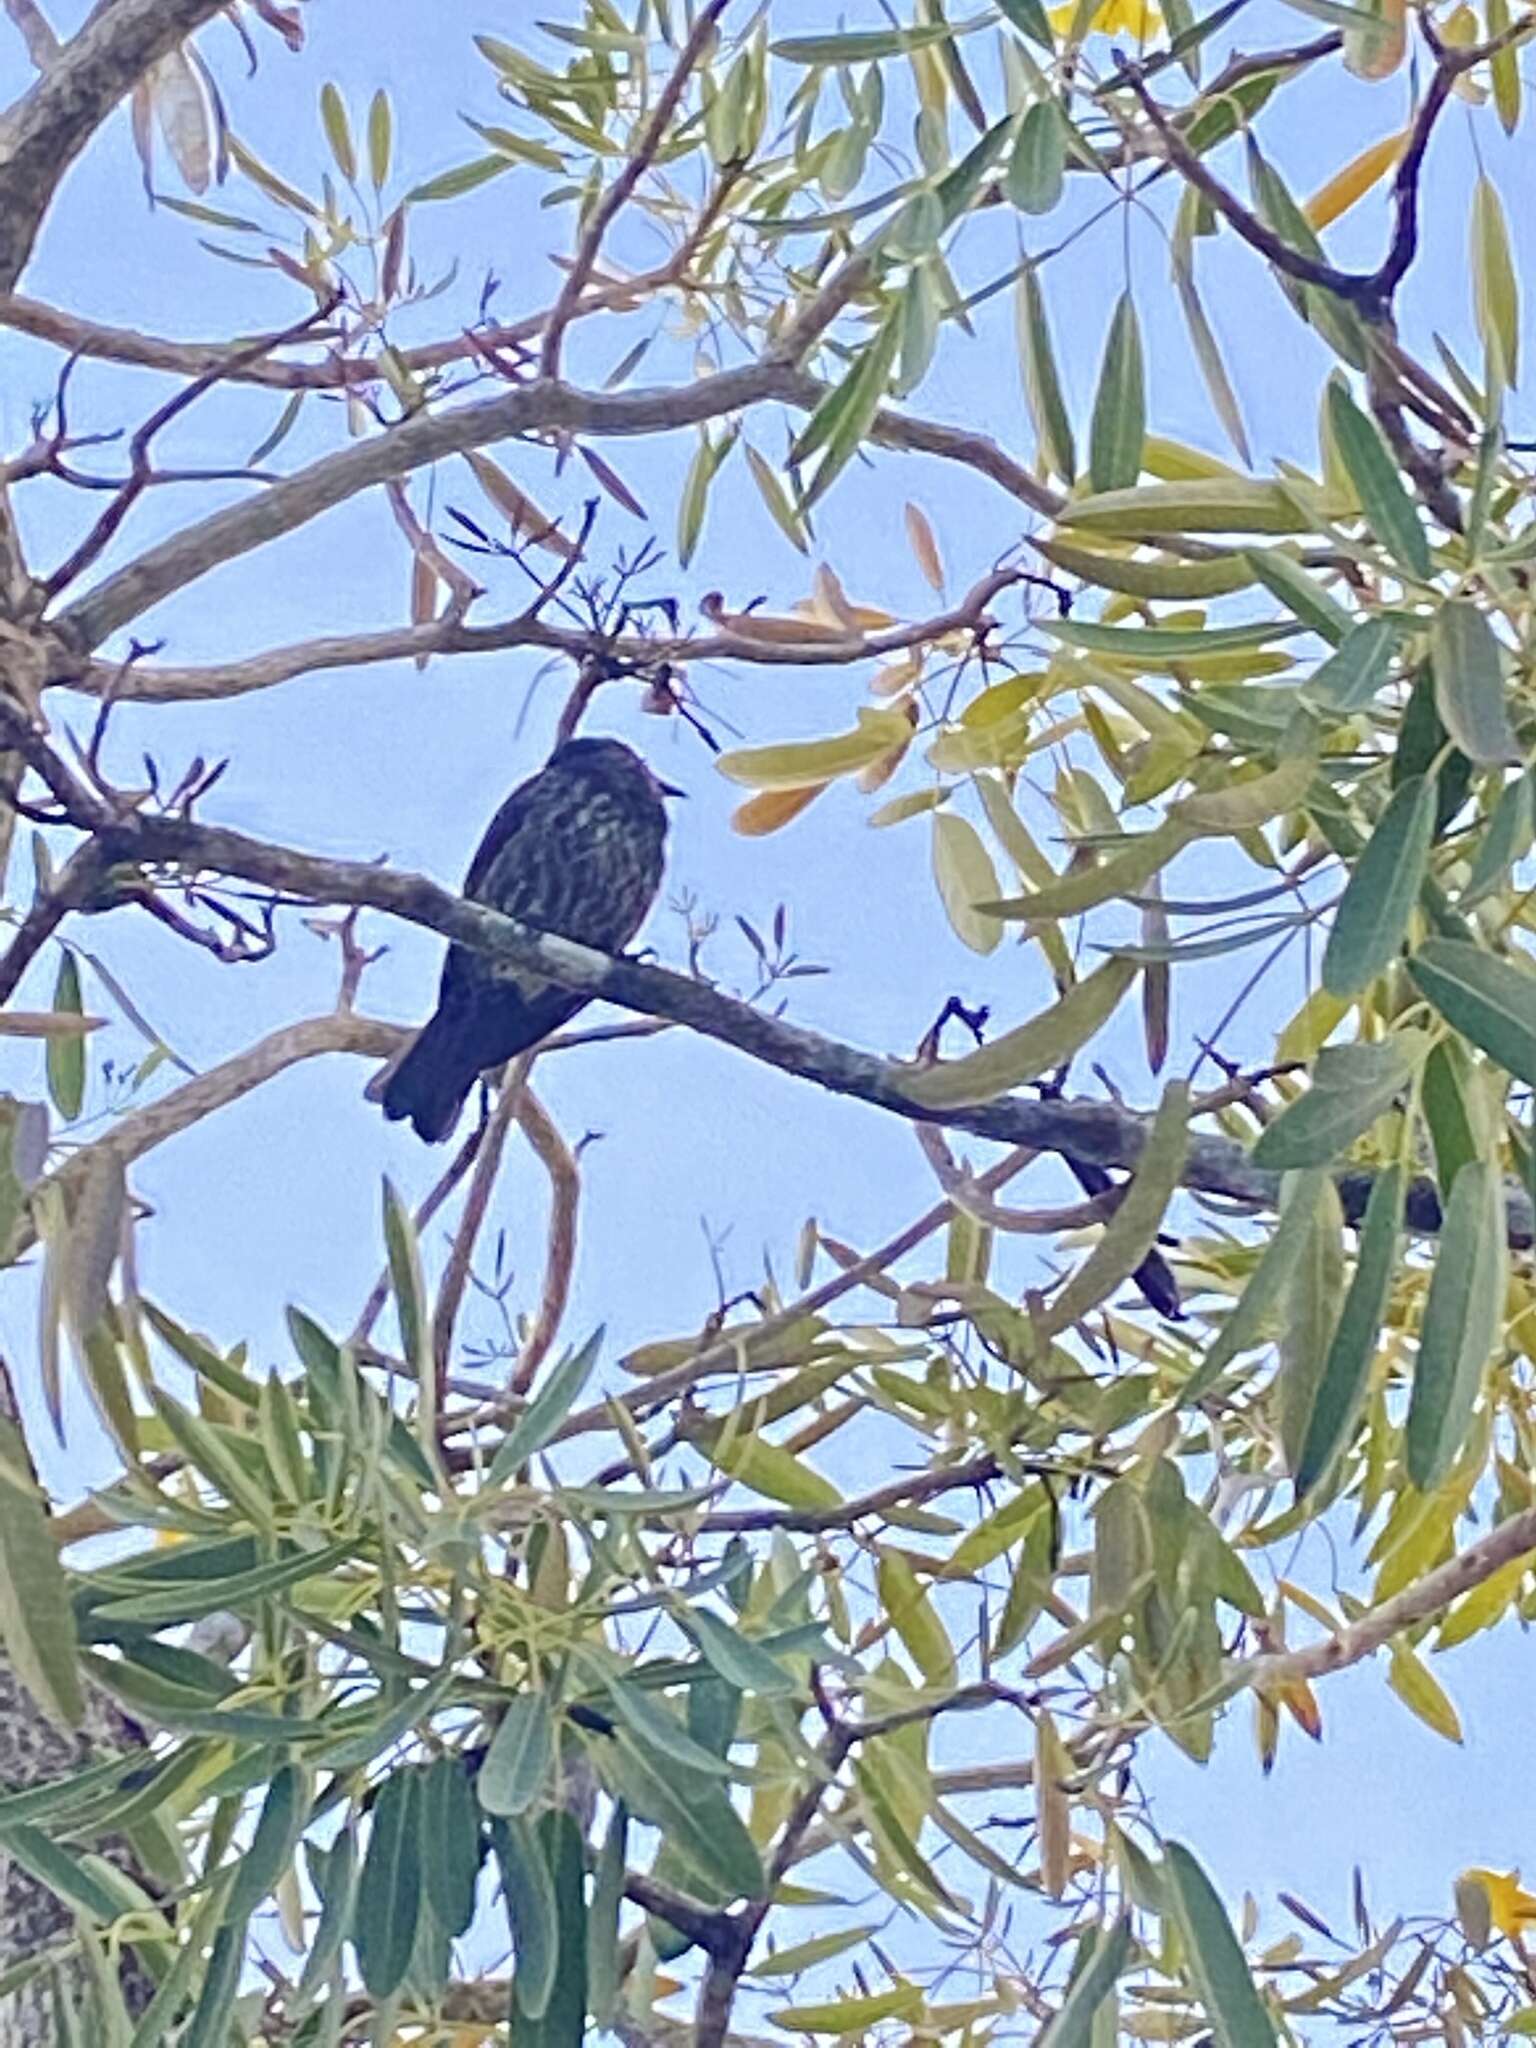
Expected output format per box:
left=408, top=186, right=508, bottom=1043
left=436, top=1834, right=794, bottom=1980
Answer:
left=381, top=736, right=674, bottom=1142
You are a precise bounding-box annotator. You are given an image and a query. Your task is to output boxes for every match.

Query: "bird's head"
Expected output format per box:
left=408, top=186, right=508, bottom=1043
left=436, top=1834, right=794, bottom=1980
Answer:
left=551, top=735, right=685, bottom=802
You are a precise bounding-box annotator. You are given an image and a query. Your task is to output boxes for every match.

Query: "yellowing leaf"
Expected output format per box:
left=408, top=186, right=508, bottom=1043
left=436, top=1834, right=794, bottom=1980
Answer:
left=932, top=814, right=1003, bottom=954
left=1472, top=174, right=1520, bottom=388
left=463, top=453, right=577, bottom=560
left=732, top=785, right=828, bottom=836
left=878, top=1550, right=958, bottom=1687
left=904, top=503, right=946, bottom=592
left=1388, top=1639, right=1463, bottom=1743
left=1303, top=130, right=1406, bottom=230
left=1036, top=1710, right=1071, bottom=1897
left=718, top=709, right=913, bottom=789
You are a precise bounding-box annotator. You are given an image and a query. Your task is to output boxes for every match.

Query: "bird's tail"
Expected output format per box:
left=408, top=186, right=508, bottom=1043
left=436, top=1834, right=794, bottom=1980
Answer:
left=378, top=1010, right=480, bottom=1143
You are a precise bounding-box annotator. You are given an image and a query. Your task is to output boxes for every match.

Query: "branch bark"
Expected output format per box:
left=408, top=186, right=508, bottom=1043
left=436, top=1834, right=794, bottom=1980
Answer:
left=0, top=0, right=230, bottom=292
left=3, top=785, right=1519, bottom=1252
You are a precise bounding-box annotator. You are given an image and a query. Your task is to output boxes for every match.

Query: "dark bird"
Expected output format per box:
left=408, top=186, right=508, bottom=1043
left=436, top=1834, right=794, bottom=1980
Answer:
left=380, top=736, right=674, bottom=1142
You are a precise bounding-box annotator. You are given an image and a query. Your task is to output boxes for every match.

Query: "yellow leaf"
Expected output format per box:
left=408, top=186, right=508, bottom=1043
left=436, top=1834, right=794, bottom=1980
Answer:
left=1049, top=0, right=1161, bottom=34
left=718, top=708, right=913, bottom=789
left=804, top=563, right=895, bottom=632
left=1140, top=434, right=1245, bottom=482
left=1303, top=130, right=1407, bottom=230
left=732, top=784, right=828, bottom=836
left=904, top=502, right=946, bottom=593
left=1461, top=1868, right=1536, bottom=1941
left=932, top=813, right=1003, bottom=955
left=1435, top=1551, right=1532, bottom=1648
left=1345, top=0, right=1407, bottom=76
left=1387, top=1639, right=1463, bottom=1743
left=1035, top=1709, right=1071, bottom=1897
left=1174, top=752, right=1316, bottom=833
left=878, top=1550, right=958, bottom=1687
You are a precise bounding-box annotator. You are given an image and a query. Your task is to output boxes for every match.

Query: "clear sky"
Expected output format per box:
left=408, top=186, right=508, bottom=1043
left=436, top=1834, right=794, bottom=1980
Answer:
left=2, top=0, right=1534, bottom=1957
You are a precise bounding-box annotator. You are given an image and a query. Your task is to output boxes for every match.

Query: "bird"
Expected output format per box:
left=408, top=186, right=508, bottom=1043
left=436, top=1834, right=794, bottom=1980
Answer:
left=380, top=736, right=675, bottom=1142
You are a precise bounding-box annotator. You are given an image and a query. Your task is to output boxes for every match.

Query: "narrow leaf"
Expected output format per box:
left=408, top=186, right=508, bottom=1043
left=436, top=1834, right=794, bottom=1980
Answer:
left=1321, top=774, right=1435, bottom=995
left=1089, top=292, right=1146, bottom=493
left=1405, top=1161, right=1505, bottom=1491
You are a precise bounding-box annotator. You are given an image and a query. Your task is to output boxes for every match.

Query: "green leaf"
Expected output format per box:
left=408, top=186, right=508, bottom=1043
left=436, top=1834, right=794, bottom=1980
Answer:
left=405, top=155, right=516, bottom=204
left=796, top=309, right=903, bottom=506
left=604, top=1679, right=735, bottom=1777
left=479, top=1692, right=555, bottom=1816
left=1321, top=774, right=1435, bottom=996
left=225, top=1765, right=306, bottom=1925
left=92, top=1537, right=355, bottom=1624
left=743, top=444, right=807, bottom=553
left=422, top=1755, right=482, bottom=1937
left=1173, top=252, right=1251, bottom=467
left=179, top=1921, right=247, bottom=2048
left=1405, top=1161, right=1505, bottom=1491
left=1278, top=1174, right=1344, bottom=1474
left=1462, top=772, right=1534, bottom=906
left=1037, top=1917, right=1134, bottom=2048
left=47, top=952, right=85, bottom=1120
left=296, top=1824, right=357, bottom=2001
left=367, top=89, right=392, bottom=188
left=902, top=957, right=1138, bottom=1107
left=1060, top=478, right=1312, bottom=535
left=1017, top=267, right=1076, bottom=484
left=771, top=1989, right=926, bottom=2034
left=996, top=0, right=1056, bottom=47
left=1243, top=549, right=1351, bottom=644
left=1089, top=292, right=1146, bottom=493
left=487, top=1328, right=603, bottom=1485
left=1250, top=1039, right=1414, bottom=1169
left=1006, top=100, right=1066, bottom=214
left=1040, top=1082, right=1188, bottom=1336
left=878, top=1549, right=958, bottom=1687
left=527, top=1809, right=588, bottom=2048
left=984, top=818, right=1195, bottom=920
left=1044, top=615, right=1297, bottom=664
left=320, top=83, right=356, bottom=182
left=1471, top=174, right=1519, bottom=387
left=1422, top=1037, right=1487, bottom=1196
left=608, top=1734, right=764, bottom=1900
left=1325, top=380, right=1431, bottom=582
left=356, top=1766, right=423, bottom=1998
left=492, top=1815, right=558, bottom=2022
left=1163, top=1841, right=1279, bottom=2047
left=1302, top=615, right=1401, bottom=712
left=1432, top=600, right=1519, bottom=767
left=1409, top=939, right=1536, bottom=1088
left=382, top=1176, right=432, bottom=1404
left=772, top=22, right=986, bottom=61
left=0, top=1415, right=83, bottom=1730
left=586, top=1802, right=627, bottom=2028
left=1294, top=1162, right=1403, bottom=1495
left=679, top=1606, right=796, bottom=1697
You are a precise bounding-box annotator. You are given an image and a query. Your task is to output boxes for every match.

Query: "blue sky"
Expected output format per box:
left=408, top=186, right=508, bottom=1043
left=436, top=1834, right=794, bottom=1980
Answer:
left=2, top=0, right=1535, bottom=1955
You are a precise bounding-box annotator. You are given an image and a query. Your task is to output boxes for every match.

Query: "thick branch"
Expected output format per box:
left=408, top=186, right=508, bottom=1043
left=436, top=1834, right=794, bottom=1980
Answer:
left=0, top=0, right=229, bottom=292
left=0, top=798, right=1507, bottom=1258
left=49, top=368, right=1057, bottom=655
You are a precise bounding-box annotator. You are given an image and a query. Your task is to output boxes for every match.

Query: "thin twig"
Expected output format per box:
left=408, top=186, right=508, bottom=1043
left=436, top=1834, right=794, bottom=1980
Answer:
left=509, top=1086, right=578, bottom=1396
left=539, top=0, right=734, bottom=381
left=431, top=1063, right=528, bottom=1389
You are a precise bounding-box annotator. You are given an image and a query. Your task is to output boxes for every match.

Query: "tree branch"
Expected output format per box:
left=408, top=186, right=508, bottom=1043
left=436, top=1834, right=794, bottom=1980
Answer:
left=0, top=0, right=231, bottom=292
left=1237, top=1507, right=1536, bottom=1693
left=0, top=781, right=1516, bottom=1255
left=58, top=565, right=1026, bottom=705
left=539, top=0, right=734, bottom=380
left=2, top=0, right=60, bottom=69
left=47, top=367, right=1058, bottom=656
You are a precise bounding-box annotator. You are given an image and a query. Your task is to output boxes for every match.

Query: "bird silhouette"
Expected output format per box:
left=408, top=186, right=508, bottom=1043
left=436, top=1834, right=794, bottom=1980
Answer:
left=380, top=736, right=673, bottom=1141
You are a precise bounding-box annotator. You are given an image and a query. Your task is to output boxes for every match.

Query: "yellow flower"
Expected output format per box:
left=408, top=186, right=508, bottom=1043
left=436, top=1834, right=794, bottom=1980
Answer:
left=1462, top=1868, right=1536, bottom=1941
left=1049, top=0, right=1163, bottom=39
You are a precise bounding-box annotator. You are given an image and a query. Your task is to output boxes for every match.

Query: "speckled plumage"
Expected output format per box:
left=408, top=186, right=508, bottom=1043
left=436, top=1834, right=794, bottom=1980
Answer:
left=381, top=737, right=671, bottom=1142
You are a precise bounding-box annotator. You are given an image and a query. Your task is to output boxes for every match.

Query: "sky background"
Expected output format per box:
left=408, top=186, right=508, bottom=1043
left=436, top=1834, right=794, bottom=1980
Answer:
left=1, top=0, right=1534, bottom=1964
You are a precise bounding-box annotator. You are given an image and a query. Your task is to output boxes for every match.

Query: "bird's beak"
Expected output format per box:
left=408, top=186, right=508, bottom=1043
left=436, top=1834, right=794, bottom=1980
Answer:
left=656, top=778, right=687, bottom=799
